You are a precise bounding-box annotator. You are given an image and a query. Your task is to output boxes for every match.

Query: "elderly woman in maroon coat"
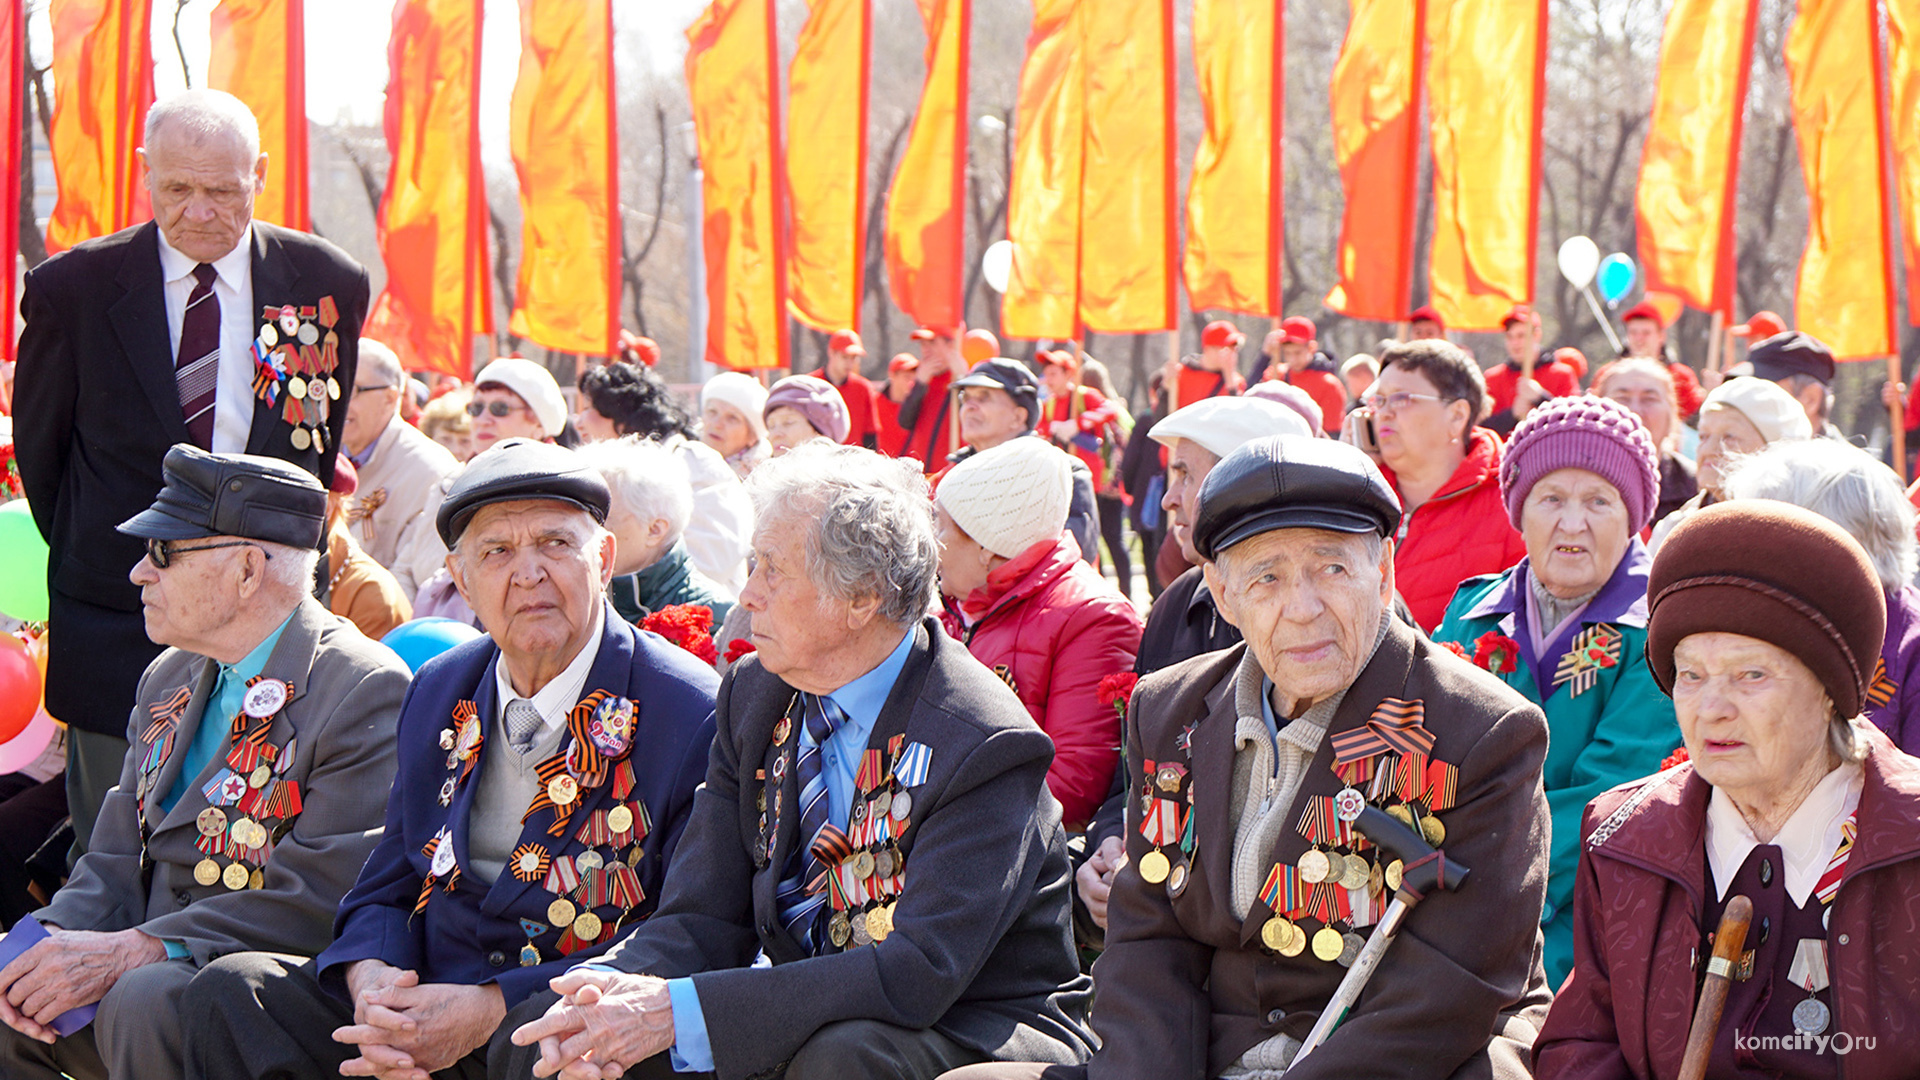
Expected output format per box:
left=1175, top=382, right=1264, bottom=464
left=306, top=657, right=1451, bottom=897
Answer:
left=1537, top=501, right=1920, bottom=1080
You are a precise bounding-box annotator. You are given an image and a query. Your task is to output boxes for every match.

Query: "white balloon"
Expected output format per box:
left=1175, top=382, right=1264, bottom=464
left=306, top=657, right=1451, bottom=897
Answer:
left=982, top=240, right=1014, bottom=294
left=1557, top=236, right=1601, bottom=289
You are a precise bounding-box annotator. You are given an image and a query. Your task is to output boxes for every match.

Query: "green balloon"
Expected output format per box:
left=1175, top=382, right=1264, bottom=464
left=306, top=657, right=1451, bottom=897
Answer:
left=0, top=501, right=50, bottom=623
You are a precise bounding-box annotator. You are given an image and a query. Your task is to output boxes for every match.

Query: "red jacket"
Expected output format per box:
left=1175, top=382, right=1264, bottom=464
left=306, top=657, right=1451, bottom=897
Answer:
left=1537, top=727, right=1920, bottom=1080
left=1038, top=386, right=1121, bottom=490
left=1279, top=367, right=1349, bottom=434
left=1382, top=427, right=1526, bottom=630
left=1485, top=358, right=1581, bottom=416
left=899, top=370, right=959, bottom=470
left=821, top=370, right=880, bottom=448
left=939, top=533, right=1142, bottom=831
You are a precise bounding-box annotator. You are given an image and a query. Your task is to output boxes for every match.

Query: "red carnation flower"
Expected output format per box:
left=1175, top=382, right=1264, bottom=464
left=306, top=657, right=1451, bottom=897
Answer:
left=724, top=638, right=756, bottom=664
left=641, top=604, right=718, bottom=666
left=1472, top=631, right=1520, bottom=674
left=1097, top=672, right=1140, bottom=720
left=1661, top=745, right=1690, bottom=771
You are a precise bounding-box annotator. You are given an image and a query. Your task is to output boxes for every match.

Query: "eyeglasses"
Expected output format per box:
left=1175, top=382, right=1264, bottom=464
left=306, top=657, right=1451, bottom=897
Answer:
left=353, top=384, right=395, bottom=394
left=145, top=538, right=272, bottom=569
left=467, top=400, right=527, bottom=418
left=1360, top=391, right=1446, bottom=414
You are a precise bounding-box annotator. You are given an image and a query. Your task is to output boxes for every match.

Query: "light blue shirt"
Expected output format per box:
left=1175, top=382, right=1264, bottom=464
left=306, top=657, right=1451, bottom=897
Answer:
left=664, top=627, right=917, bottom=1072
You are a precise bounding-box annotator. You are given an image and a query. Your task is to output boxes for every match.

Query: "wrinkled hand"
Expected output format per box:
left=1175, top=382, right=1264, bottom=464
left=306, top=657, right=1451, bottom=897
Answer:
left=1883, top=379, right=1907, bottom=411
left=1076, top=836, right=1129, bottom=929
left=0, top=928, right=166, bottom=1042
left=334, top=970, right=506, bottom=1080
left=344, top=959, right=413, bottom=1027
left=512, top=970, right=675, bottom=1080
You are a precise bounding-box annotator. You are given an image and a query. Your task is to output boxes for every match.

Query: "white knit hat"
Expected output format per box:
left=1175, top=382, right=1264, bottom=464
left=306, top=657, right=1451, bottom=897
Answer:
left=474, top=357, right=567, bottom=437
left=936, top=436, right=1072, bottom=559
left=701, top=372, right=770, bottom=437
left=1149, top=396, right=1311, bottom=460
left=1705, top=376, right=1813, bottom=445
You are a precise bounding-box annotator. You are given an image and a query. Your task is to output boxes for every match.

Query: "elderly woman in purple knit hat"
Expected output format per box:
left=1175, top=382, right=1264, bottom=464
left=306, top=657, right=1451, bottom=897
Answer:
left=763, top=374, right=851, bottom=457
left=1433, top=395, right=1681, bottom=988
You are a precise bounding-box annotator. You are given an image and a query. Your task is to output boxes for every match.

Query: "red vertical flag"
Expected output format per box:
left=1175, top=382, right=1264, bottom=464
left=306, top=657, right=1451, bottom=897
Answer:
left=1184, top=0, right=1283, bottom=317
left=686, top=0, right=788, bottom=370
left=1078, top=0, right=1175, bottom=332
left=1003, top=0, right=1083, bottom=340
left=45, top=0, right=154, bottom=253
left=363, top=0, right=490, bottom=378
left=509, top=0, right=619, bottom=355
left=883, top=0, right=967, bottom=335
left=1, top=0, right=22, bottom=365
left=208, top=0, right=308, bottom=231
left=789, top=0, right=871, bottom=332
left=1888, top=0, right=1920, bottom=322
left=1324, top=0, right=1424, bottom=321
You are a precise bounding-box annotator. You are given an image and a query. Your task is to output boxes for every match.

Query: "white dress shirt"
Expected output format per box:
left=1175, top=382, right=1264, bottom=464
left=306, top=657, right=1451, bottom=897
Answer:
left=1707, top=759, right=1864, bottom=906
left=491, top=603, right=607, bottom=738
left=157, top=227, right=256, bottom=453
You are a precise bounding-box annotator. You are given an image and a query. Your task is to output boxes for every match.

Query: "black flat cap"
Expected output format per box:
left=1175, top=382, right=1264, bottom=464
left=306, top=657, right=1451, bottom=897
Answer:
left=118, top=445, right=326, bottom=549
left=951, top=359, right=1040, bottom=421
left=1747, top=331, right=1835, bottom=385
left=435, top=438, right=610, bottom=546
left=1192, top=435, right=1402, bottom=562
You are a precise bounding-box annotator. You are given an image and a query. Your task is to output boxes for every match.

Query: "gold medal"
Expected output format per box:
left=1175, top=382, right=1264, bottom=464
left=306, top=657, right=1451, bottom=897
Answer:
left=1137, top=849, right=1171, bottom=884
left=230, top=817, right=257, bottom=846
left=1260, top=916, right=1294, bottom=952
left=249, top=764, right=272, bottom=789
left=1387, top=803, right=1415, bottom=827
left=1277, top=921, right=1306, bottom=957
left=1421, top=814, right=1445, bottom=846
left=222, top=862, right=251, bottom=890
left=1369, top=860, right=1385, bottom=896
left=1339, top=855, right=1372, bottom=892
left=289, top=427, right=311, bottom=451
left=608, top=805, right=634, bottom=833
left=1385, top=859, right=1404, bottom=892
left=197, top=807, right=228, bottom=838
left=1311, top=926, right=1345, bottom=962
left=548, top=775, right=579, bottom=806
left=575, top=850, right=605, bottom=872
left=194, top=858, right=221, bottom=886
left=829, top=911, right=852, bottom=948
left=1297, top=849, right=1331, bottom=885
left=250, top=868, right=265, bottom=890
left=868, top=903, right=894, bottom=942
left=850, top=850, right=876, bottom=879
left=572, top=911, right=603, bottom=940
left=288, top=376, right=308, bottom=400
left=772, top=718, right=792, bottom=745
left=548, top=898, right=576, bottom=927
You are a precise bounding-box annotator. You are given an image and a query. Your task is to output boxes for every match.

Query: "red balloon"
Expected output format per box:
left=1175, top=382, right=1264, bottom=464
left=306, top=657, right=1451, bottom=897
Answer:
left=0, top=635, right=41, bottom=744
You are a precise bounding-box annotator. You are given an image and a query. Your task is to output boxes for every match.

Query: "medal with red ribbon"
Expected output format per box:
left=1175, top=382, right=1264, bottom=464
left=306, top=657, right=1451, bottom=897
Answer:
left=1295, top=795, right=1373, bottom=852
left=1259, top=861, right=1307, bottom=919
left=1329, top=698, right=1435, bottom=763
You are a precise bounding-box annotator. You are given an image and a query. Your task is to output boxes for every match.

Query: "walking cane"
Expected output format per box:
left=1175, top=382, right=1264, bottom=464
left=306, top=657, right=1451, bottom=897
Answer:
left=1676, top=895, right=1754, bottom=1080
left=1286, top=806, right=1472, bottom=1070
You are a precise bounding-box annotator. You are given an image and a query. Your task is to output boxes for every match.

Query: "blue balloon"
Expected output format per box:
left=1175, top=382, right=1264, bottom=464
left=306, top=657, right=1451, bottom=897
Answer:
left=1597, top=253, right=1637, bottom=305
left=382, top=617, right=484, bottom=673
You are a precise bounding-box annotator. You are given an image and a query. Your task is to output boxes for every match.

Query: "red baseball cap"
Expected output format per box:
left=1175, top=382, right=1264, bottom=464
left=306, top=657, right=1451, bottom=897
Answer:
left=1201, top=320, right=1245, bottom=349
left=1553, top=347, right=1589, bottom=378
left=1731, top=310, right=1787, bottom=339
left=1407, top=305, right=1445, bottom=328
left=1620, top=301, right=1664, bottom=328
left=1040, top=347, right=1080, bottom=374
left=1281, top=317, right=1317, bottom=343
left=829, top=329, right=865, bottom=356
left=888, top=353, right=919, bottom=374
left=1500, top=304, right=1541, bottom=329
left=619, top=330, right=660, bottom=367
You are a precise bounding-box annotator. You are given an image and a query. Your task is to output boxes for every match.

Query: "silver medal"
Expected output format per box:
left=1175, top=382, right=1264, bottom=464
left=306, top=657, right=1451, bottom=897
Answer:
left=1792, top=997, right=1830, bottom=1035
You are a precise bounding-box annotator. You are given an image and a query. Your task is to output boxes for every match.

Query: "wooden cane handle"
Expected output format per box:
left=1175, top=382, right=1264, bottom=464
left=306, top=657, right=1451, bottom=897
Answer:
left=1677, top=894, right=1754, bottom=1080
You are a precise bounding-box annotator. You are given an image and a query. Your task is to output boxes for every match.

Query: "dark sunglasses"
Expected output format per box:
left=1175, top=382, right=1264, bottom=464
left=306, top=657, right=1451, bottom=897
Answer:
left=146, top=538, right=272, bottom=569
left=467, top=400, right=526, bottom=418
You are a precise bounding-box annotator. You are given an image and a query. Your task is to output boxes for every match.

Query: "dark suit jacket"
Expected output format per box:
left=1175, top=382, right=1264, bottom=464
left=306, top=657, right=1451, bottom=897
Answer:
left=316, top=606, right=719, bottom=1007
left=1090, top=620, right=1554, bottom=1080
left=12, top=220, right=370, bottom=734
left=598, top=618, right=1095, bottom=1080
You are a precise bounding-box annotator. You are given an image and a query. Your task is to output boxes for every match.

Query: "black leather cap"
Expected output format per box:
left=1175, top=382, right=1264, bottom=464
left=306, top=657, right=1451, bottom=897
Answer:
left=117, top=444, right=326, bottom=548
left=950, top=359, right=1040, bottom=423
left=1747, top=331, right=1835, bottom=385
left=1192, top=435, right=1403, bottom=562
left=435, top=438, right=610, bottom=546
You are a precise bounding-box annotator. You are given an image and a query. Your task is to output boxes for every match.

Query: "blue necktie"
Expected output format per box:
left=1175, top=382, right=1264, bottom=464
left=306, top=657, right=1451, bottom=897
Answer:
left=775, top=694, right=844, bottom=953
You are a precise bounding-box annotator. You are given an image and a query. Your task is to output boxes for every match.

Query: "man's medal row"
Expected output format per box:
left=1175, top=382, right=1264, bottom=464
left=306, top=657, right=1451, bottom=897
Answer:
left=250, top=298, right=342, bottom=452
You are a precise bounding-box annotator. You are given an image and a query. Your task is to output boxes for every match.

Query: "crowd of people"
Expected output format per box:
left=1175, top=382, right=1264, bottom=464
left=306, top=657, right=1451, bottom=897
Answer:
left=1, top=89, right=1919, bottom=1080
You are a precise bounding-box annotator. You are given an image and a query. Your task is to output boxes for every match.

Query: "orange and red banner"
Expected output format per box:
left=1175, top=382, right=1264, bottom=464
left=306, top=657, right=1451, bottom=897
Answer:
left=1636, top=0, right=1754, bottom=317
left=1424, top=0, right=1547, bottom=331
left=2, top=0, right=21, bottom=366
left=790, top=0, right=871, bottom=333
left=363, top=0, right=490, bottom=378
left=1003, top=0, right=1082, bottom=340
left=207, top=0, right=308, bottom=231
left=508, top=0, right=619, bottom=356
left=1889, top=0, right=1920, bottom=323
left=882, top=0, right=966, bottom=336
left=687, top=0, right=788, bottom=370
left=45, top=0, right=153, bottom=253
left=1324, top=0, right=1424, bottom=322
left=1786, top=0, right=1896, bottom=360
left=1184, top=0, right=1283, bottom=317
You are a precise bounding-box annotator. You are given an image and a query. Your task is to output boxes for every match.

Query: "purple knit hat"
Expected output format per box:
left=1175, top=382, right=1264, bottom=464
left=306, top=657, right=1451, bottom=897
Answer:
left=764, top=375, right=851, bottom=443
left=1500, top=395, right=1661, bottom=534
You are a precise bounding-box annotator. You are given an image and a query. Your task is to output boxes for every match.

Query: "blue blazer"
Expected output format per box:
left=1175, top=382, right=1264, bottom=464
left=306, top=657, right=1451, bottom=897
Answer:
left=316, top=605, right=719, bottom=1006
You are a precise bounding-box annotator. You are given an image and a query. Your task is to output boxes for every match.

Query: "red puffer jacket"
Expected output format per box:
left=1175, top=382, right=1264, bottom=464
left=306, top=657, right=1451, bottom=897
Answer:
left=1383, top=427, right=1526, bottom=631
left=940, top=533, right=1143, bottom=831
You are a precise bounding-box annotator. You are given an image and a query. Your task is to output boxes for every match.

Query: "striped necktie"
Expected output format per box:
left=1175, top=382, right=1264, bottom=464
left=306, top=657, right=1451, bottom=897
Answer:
left=775, top=694, right=845, bottom=953
left=176, top=263, right=220, bottom=449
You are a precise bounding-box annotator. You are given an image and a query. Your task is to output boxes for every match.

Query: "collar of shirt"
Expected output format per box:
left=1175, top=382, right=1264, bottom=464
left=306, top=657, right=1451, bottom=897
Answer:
left=1707, top=759, right=1864, bottom=905
left=157, top=225, right=253, bottom=293
left=214, top=607, right=297, bottom=706
left=796, top=628, right=917, bottom=829
left=493, top=603, right=607, bottom=738
left=348, top=415, right=400, bottom=470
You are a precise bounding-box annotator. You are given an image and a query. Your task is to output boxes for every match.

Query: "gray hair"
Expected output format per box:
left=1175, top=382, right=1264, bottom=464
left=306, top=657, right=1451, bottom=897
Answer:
left=259, top=541, right=321, bottom=596
left=1720, top=438, right=1917, bottom=591
left=357, top=339, right=405, bottom=390
left=745, top=441, right=938, bottom=625
left=1779, top=373, right=1833, bottom=423
left=573, top=436, right=694, bottom=545
left=145, top=90, right=261, bottom=160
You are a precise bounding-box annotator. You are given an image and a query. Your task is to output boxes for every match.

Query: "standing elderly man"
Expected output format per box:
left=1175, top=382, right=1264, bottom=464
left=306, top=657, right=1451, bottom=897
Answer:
left=340, top=338, right=460, bottom=594
left=501, top=441, right=1095, bottom=1080
left=12, top=89, right=370, bottom=857
left=179, top=439, right=719, bottom=1079
left=945, top=358, right=1099, bottom=567
left=0, top=447, right=408, bottom=1080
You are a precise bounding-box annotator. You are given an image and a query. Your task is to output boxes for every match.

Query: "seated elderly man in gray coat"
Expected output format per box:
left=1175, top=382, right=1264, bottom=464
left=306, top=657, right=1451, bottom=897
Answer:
left=502, top=441, right=1095, bottom=1080
left=0, top=446, right=409, bottom=1080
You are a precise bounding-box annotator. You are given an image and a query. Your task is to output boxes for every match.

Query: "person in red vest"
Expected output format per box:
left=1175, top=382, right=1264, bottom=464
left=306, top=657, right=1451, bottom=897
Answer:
left=1264, top=316, right=1348, bottom=435
left=874, top=353, right=918, bottom=457
left=1037, top=349, right=1121, bottom=488
left=1619, top=300, right=1704, bottom=418
left=896, top=326, right=964, bottom=471
left=814, top=328, right=881, bottom=450
left=1483, top=304, right=1579, bottom=435
left=1407, top=304, right=1447, bottom=340
left=1161, top=321, right=1247, bottom=412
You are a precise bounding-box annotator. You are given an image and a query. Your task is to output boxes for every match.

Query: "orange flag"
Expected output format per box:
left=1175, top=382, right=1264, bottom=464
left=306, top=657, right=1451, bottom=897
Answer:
left=789, top=0, right=870, bottom=333
left=508, top=0, right=618, bottom=356
left=686, top=0, right=788, bottom=370
left=882, top=0, right=966, bottom=335
left=1324, top=0, right=1424, bottom=321
left=1184, top=0, right=1283, bottom=317
left=45, top=0, right=153, bottom=253
left=1889, top=0, right=1920, bottom=323
left=1636, top=0, right=1754, bottom=316
left=1425, top=0, right=1546, bottom=331
left=363, top=0, right=490, bottom=378
left=2, top=0, right=21, bottom=366
left=1785, top=0, right=1895, bottom=360
left=207, top=0, right=308, bottom=231
left=1003, top=0, right=1083, bottom=340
